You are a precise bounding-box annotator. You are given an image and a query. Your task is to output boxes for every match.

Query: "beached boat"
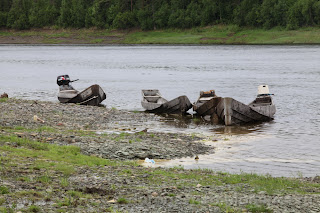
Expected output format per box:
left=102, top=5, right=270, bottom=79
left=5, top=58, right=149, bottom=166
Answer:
left=57, top=75, right=106, bottom=106
left=216, top=85, right=276, bottom=126
left=141, top=89, right=192, bottom=114
left=193, top=90, right=222, bottom=117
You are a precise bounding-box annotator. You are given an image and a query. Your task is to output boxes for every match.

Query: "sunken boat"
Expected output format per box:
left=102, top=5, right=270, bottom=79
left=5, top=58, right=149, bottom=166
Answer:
left=193, top=90, right=222, bottom=117
left=216, top=85, right=276, bottom=126
left=141, top=89, right=192, bottom=114
left=57, top=75, right=106, bottom=106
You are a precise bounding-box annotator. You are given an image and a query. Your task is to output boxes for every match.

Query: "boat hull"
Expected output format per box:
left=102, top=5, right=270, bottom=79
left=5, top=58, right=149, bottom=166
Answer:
left=193, top=97, right=222, bottom=116
left=142, top=95, right=192, bottom=114
left=58, top=84, right=106, bottom=106
left=216, top=97, right=275, bottom=126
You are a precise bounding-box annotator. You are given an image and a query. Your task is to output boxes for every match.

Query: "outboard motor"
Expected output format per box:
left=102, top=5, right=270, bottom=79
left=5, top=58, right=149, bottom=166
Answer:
left=57, top=75, right=71, bottom=86
left=257, top=85, right=273, bottom=97
left=57, top=75, right=76, bottom=91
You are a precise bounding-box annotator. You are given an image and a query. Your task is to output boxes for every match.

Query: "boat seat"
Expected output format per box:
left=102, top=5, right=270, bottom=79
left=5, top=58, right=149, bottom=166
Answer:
left=199, top=97, right=214, bottom=101
left=145, top=96, right=160, bottom=103
left=254, top=96, right=271, bottom=104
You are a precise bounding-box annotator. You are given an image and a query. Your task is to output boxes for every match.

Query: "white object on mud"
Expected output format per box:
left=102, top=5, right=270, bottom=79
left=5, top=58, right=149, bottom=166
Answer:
left=144, top=158, right=155, bottom=164
left=33, top=115, right=45, bottom=123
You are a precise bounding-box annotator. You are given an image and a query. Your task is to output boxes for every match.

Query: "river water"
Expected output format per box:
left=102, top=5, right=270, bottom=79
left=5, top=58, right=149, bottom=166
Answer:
left=0, top=45, right=319, bottom=177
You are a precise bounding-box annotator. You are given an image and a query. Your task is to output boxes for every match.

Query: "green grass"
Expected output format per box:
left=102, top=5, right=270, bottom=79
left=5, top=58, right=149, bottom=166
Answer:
left=0, top=125, right=58, bottom=136
left=189, top=199, right=201, bottom=205
left=27, top=205, right=41, bottom=213
left=55, top=164, right=75, bottom=176
left=143, top=168, right=320, bottom=195
left=67, top=190, right=92, bottom=199
left=0, top=31, right=11, bottom=36
left=2, top=26, right=320, bottom=44
left=1, top=135, right=49, bottom=151
left=37, top=174, right=52, bottom=184
left=124, top=25, right=320, bottom=44
left=42, top=38, right=64, bottom=44
left=0, top=186, right=9, bottom=194
left=16, top=31, right=40, bottom=37
left=0, top=198, right=5, bottom=206
left=117, top=197, right=129, bottom=204
left=0, top=134, right=138, bottom=168
left=0, top=98, right=8, bottom=103
left=246, top=204, right=273, bottom=213
left=113, top=132, right=132, bottom=142
left=218, top=172, right=311, bottom=195
left=212, top=202, right=240, bottom=213
left=16, top=176, right=32, bottom=182
left=45, top=32, right=71, bottom=38
left=60, top=178, right=69, bottom=187
left=0, top=204, right=17, bottom=213
left=36, top=126, right=56, bottom=132
left=13, top=126, right=26, bottom=130
left=124, top=30, right=203, bottom=44
left=56, top=197, right=74, bottom=207
left=90, top=38, right=104, bottom=44
left=14, top=190, right=43, bottom=199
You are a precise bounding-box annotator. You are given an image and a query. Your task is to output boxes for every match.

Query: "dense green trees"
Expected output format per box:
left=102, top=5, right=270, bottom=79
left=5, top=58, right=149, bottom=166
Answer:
left=0, top=0, right=319, bottom=30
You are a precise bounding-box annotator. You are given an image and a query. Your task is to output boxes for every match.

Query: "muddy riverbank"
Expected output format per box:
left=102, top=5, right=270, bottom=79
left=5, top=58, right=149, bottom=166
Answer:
left=1, top=98, right=320, bottom=212
left=0, top=98, right=213, bottom=160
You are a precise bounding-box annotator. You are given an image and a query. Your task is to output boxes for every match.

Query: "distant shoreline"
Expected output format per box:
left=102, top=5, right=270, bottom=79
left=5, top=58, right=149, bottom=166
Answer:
left=1, top=25, right=320, bottom=45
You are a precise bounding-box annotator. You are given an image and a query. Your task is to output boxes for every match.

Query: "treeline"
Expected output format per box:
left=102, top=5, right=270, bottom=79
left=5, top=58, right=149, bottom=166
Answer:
left=0, top=0, right=320, bottom=30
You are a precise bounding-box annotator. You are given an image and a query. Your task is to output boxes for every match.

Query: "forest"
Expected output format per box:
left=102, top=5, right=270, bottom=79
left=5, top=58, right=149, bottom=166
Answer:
left=0, top=0, right=319, bottom=30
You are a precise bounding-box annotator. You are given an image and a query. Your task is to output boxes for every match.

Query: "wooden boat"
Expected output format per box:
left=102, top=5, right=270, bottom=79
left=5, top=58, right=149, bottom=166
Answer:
left=193, top=90, right=222, bottom=117
left=57, top=75, right=106, bottom=106
left=141, top=89, right=192, bottom=114
left=216, top=85, right=276, bottom=126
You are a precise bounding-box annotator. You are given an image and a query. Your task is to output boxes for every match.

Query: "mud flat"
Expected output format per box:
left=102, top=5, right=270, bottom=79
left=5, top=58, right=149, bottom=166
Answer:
left=0, top=98, right=212, bottom=160
left=0, top=98, right=319, bottom=212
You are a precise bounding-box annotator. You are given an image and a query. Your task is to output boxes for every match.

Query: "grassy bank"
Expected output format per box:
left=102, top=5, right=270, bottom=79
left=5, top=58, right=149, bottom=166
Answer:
left=1, top=98, right=320, bottom=212
left=1, top=25, right=320, bottom=45
left=1, top=131, right=317, bottom=196
left=1, top=124, right=320, bottom=212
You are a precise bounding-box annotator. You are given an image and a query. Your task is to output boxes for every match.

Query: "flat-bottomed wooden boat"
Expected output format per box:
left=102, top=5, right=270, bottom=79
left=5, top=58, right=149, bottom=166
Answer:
left=216, top=85, right=276, bottom=125
left=141, top=89, right=192, bottom=114
left=193, top=90, right=222, bottom=117
left=57, top=75, right=106, bottom=106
